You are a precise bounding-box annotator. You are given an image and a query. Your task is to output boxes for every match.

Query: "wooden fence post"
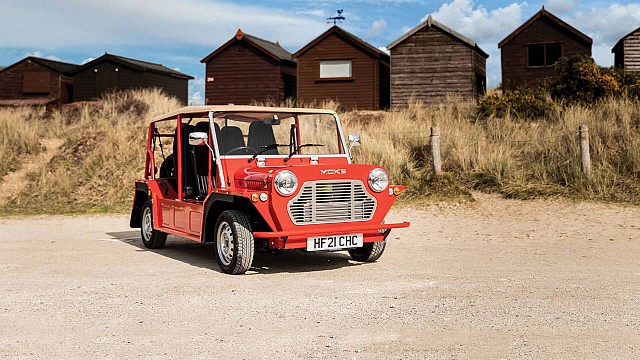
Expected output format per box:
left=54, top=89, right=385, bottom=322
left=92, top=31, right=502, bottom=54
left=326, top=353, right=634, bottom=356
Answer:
left=430, top=126, right=442, bottom=176
left=579, top=125, right=591, bottom=178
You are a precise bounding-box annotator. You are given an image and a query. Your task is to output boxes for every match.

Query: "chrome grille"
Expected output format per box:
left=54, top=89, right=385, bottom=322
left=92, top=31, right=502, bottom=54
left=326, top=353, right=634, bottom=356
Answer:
left=288, top=180, right=376, bottom=225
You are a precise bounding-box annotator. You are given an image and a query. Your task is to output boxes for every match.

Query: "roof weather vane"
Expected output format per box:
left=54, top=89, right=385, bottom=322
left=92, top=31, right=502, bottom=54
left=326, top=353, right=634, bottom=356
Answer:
left=326, top=9, right=345, bottom=25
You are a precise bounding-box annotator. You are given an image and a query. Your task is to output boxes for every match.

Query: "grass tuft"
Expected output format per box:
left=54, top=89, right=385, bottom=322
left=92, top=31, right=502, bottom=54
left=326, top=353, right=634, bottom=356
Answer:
left=0, top=91, right=639, bottom=215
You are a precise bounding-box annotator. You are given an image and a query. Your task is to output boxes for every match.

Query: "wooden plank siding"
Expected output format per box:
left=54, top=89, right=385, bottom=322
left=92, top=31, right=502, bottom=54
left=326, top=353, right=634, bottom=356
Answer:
left=391, top=28, right=477, bottom=107
left=72, top=57, right=191, bottom=104
left=614, top=28, right=640, bottom=71
left=201, top=30, right=296, bottom=105
left=472, top=50, right=487, bottom=96
left=204, top=43, right=284, bottom=105
left=388, top=17, right=487, bottom=108
left=623, top=32, right=640, bottom=71
left=500, top=10, right=592, bottom=91
left=0, top=59, right=73, bottom=106
left=294, top=29, right=389, bottom=110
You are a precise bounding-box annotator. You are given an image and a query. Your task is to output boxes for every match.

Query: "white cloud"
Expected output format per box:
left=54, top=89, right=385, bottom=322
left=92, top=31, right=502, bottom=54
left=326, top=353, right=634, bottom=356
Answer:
left=571, top=4, right=640, bottom=45
left=419, top=0, right=529, bottom=87
left=545, top=0, right=575, bottom=14
left=592, top=45, right=614, bottom=67
left=295, top=9, right=326, bottom=17
left=189, top=91, right=203, bottom=106
left=25, top=51, right=62, bottom=61
left=426, top=0, right=527, bottom=43
left=377, top=46, right=390, bottom=55
left=366, top=19, right=387, bottom=37
left=188, top=76, right=206, bottom=106
left=0, top=0, right=328, bottom=51
left=81, top=57, right=95, bottom=65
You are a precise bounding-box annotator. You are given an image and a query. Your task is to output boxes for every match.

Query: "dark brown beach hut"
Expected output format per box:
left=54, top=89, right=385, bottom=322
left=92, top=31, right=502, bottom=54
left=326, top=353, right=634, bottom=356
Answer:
left=292, top=26, right=390, bottom=110
left=498, top=7, right=592, bottom=90
left=388, top=16, right=489, bottom=107
left=201, top=29, right=297, bottom=105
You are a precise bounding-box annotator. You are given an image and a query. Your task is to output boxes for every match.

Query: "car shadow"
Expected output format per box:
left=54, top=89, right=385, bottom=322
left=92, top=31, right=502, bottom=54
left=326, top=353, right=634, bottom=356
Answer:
left=105, top=231, right=362, bottom=274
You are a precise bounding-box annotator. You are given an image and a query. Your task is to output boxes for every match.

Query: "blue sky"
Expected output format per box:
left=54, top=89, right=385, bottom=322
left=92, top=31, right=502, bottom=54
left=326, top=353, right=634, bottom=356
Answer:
left=2, top=0, right=639, bottom=104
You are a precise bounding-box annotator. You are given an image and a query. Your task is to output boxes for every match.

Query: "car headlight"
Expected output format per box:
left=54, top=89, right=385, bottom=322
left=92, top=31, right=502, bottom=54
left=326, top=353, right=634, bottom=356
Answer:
left=274, top=170, right=298, bottom=196
left=368, top=168, right=389, bottom=192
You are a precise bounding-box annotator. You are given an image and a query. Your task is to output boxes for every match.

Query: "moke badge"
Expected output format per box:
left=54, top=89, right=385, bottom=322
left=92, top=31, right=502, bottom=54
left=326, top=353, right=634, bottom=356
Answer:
left=320, top=169, right=347, bottom=175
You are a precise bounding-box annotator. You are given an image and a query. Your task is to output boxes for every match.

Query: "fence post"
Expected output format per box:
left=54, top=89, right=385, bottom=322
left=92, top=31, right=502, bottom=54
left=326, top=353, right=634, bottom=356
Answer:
left=579, top=125, right=591, bottom=178
left=430, top=126, right=442, bottom=176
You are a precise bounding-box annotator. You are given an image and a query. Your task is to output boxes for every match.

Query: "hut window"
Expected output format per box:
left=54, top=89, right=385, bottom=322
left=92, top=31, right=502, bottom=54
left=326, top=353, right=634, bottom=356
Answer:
left=546, top=43, right=562, bottom=65
left=319, top=60, right=352, bottom=79
left=527, top=43, right=563, bottom=67
left=236, top=44, right=247, bottom=55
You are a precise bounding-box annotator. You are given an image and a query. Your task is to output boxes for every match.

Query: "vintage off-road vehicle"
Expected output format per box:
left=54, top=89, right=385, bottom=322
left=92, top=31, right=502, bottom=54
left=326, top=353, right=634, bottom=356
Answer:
left=130, top=105, right=409, bottom=274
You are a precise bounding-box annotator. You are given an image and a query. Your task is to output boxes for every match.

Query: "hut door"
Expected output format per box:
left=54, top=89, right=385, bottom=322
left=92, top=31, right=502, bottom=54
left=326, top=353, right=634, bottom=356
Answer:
left=95, top=63, right=119, bottom=95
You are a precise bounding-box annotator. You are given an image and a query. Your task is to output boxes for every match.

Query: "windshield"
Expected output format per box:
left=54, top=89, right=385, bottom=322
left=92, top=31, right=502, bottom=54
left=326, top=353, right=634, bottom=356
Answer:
left=212, top=113, right=345, bottom=157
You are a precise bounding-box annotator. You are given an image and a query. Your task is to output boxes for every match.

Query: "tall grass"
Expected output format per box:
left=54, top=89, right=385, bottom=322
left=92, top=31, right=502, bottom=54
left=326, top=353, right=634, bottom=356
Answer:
left=0, top=90, right=638, bottom=214
left=0, top=107, right=45, bottom=179
left=342, top=96, right=640, bottom=203
left=2, top=89, right=180, bottom=213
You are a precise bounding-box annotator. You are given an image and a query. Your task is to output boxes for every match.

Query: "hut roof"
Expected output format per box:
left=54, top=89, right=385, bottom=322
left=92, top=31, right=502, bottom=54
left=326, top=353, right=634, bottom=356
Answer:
left=71, top=53, right=193, bottom=79
left=387, top=16, right=488, bottom=58
left=201, top=29, right=294, bottom=63
left=499, top=7, right=592, bottom=48
left=612, top=25, right=640, bottom=53
left=292, top=26, right=389, bottom=61
left=0, top=56, right=78, bottom=76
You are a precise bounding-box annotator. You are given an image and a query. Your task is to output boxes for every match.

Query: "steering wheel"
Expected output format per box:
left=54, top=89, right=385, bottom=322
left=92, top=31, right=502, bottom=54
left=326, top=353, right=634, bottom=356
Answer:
left=225, top=146, right=258, bottom=155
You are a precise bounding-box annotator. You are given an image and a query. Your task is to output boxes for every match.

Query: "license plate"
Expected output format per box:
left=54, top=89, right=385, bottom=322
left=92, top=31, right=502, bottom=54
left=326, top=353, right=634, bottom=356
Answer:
left=307, top=233, right=363, bottom=251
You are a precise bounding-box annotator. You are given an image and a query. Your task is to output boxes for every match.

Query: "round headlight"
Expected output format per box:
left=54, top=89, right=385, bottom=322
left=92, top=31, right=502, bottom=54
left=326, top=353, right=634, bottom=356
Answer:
left=368, top=168, right=389, bottom=192
left=274, top=170, right=298, bottom=196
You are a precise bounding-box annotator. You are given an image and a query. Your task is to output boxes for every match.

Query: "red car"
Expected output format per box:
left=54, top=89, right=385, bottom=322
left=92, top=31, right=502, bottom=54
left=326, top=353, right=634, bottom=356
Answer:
left=130, top=105, right=409, bottom=274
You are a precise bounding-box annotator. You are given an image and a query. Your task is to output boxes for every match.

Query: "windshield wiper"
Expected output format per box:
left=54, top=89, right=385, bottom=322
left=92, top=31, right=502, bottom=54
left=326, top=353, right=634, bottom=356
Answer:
left=247, top=143, right=288, bottom=163
left=283, top=143, right=324, bottom=162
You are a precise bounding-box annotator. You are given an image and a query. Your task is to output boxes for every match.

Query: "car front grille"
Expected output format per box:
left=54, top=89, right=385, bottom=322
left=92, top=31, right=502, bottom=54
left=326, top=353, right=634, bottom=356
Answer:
left=288, top=180, right=376, bottom=225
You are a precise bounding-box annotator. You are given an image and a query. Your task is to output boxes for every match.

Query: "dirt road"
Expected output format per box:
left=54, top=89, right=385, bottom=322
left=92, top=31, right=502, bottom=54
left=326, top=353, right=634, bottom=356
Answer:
left=1, top=194, right=639, bottom=359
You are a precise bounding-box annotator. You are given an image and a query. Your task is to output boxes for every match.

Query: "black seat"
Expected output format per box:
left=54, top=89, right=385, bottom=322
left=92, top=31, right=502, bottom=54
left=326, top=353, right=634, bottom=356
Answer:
left=220, top=126, right=249, bottom=155
left=213, top=122, right=222, bottom=151
left=191, top=122, right=210, bottom=198
left=248, top=121, right=278, bottom=155
left=181, top=124, right=197, bottom=198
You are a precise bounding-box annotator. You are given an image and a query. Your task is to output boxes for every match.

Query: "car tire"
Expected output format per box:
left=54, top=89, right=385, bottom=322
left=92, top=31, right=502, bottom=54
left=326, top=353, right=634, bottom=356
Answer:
left=140, top=200, right=167, bottom=249
left=214, top=210, right=254, bottom=275
left=348, top=240, right=386, bottom=262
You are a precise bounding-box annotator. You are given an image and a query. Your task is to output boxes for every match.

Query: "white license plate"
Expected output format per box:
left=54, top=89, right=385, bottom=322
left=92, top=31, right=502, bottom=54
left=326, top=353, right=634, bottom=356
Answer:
left=307, top=233, right=363, bottom=251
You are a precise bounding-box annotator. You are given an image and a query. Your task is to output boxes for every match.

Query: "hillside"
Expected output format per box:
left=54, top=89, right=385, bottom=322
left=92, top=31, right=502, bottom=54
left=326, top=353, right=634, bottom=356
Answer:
left=0, top=89, right=639, bottom=215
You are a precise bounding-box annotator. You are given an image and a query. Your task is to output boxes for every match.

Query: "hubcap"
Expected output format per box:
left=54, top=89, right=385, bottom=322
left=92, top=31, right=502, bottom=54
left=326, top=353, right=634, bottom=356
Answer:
left=142, top=207, right=153, bottom=241
left=217, top=221, right=234, bottom=266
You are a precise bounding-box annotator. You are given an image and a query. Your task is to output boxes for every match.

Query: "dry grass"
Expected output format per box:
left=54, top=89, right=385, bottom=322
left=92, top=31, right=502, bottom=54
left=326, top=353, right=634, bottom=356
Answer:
left=0, top=90, right=639, bottom=214
left=0, top=107, right=45, bottom=179
left=1, top=89, right=180, bottom=214
left=341, top=96, right=640, bottom=203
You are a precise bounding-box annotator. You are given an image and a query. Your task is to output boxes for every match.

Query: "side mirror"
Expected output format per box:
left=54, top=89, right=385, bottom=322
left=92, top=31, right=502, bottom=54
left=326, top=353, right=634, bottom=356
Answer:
left=189, top=132, right=209, bottom=146
left=348, top=134, right=361, bottom=150
left=263, top=115, right=281, bottom=125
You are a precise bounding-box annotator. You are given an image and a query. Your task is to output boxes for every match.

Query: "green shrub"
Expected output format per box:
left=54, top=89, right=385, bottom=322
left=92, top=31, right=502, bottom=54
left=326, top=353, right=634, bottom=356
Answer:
left=477, top=89, right=557, bottom=120
left=551, top=55, right=621, bottom=103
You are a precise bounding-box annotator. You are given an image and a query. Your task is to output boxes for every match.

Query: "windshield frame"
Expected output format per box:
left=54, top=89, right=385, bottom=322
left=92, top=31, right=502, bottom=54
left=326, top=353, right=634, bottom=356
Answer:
left=207, top=110, right=351, bottom=190
left=209, top=111, right=350, bottom=159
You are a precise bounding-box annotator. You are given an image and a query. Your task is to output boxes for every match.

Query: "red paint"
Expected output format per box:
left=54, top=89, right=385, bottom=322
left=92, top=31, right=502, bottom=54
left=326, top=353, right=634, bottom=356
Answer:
left=131, top=106, right=409, bottom=251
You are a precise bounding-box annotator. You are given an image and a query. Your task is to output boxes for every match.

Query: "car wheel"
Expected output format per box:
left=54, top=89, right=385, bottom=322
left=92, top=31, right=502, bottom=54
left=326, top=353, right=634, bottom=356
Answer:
left=140, top=200, right=167, bottom=249
left=214, top=210, right=254, bottom=274
left=348, top=240, right=386, bottom=262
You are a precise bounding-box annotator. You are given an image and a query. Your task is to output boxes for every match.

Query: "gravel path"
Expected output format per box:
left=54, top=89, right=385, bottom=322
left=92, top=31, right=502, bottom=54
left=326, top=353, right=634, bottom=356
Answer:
left=1, top=194, right=639, bottom=359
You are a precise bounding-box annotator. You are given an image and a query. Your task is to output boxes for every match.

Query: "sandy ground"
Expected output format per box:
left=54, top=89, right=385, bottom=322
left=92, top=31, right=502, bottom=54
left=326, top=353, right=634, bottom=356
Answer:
left=0, top=194, right=639, bottom=359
